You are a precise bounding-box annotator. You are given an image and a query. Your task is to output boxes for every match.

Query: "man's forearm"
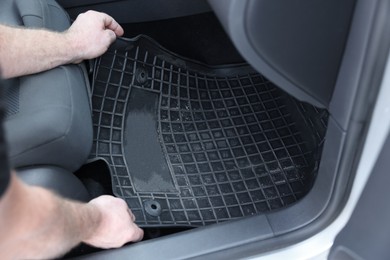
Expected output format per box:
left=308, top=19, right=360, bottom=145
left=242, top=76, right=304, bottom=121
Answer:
left=0, top=25, right=77, bottom=79
left=0, top=172, right=102, bottom=259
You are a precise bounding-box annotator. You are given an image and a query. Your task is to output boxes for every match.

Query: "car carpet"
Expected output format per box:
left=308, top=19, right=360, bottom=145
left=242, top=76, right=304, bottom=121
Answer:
left=89, top=35, right=328, bottom=227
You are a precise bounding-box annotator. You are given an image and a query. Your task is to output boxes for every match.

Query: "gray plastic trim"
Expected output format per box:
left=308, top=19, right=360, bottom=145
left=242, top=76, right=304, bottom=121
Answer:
left=330, top=134, right=390, bottom=260
left=329, top=0, right=380, bottom=130
left=76, top=214, right=274, bottom=260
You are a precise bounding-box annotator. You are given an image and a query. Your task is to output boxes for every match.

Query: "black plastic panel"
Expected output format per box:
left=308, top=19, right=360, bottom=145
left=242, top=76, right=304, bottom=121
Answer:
left=246, top=0, right=355, bottom=107
left=60, top=0, right=211, bottom=24
left=58, top=0, right=118, bottom=8
left=209, top=0, right=356, bottom=108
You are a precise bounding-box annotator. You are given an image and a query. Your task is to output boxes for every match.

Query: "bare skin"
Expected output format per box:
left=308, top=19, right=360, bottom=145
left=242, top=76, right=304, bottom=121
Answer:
left=0, top=172, right=143, bottom=259
left=0, top=10, right=143, bottom=259
left=0, top=10, right=124, bottom=78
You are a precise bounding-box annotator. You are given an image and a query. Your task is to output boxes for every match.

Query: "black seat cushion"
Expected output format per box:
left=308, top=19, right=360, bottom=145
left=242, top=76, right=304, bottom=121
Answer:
left=17, top=166, right=90, bottom=201
left=4, top=67, right=93, bottom=171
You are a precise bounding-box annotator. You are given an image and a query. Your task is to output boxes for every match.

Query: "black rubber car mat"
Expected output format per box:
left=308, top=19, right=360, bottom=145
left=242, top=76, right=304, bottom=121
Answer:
left=90, top=36, right=327, bottom=227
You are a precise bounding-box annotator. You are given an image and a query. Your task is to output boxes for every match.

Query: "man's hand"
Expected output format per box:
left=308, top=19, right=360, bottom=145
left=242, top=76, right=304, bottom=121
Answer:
left=0, top=173, right=143, bottom=259
left=83, top=196, right=144, bottom=248
left=66, top=10, right=124, bottom=63
left=0, top=10, right=123, bottom=78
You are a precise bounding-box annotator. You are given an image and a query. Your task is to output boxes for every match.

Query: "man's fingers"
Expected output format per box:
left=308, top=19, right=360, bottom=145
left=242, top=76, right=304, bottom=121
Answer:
left=127, top=224, right=144, bottom=242
left=105, top=29, right=117, bottom=44
left=102, top=13, right=124, bottom=37
left=125, top=207, right=142, bottom=242
left=127, top=208, right=135, bottom=222
left=128, top=209, right=136, bottom=222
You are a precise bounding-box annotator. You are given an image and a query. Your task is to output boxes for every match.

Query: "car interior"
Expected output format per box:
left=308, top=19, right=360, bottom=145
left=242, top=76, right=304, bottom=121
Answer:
left=1, top=0, right=389, bottom=259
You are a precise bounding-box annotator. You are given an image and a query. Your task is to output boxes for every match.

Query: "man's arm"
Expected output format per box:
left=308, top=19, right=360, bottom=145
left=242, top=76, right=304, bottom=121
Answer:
left=0, top=171, right=143, bottom=259
left=0, top=10, right=124, bottom=79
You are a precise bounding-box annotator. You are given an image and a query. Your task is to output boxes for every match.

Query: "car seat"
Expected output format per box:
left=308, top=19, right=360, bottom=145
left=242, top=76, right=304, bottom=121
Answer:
left=0, top=0, right=92, bottom=201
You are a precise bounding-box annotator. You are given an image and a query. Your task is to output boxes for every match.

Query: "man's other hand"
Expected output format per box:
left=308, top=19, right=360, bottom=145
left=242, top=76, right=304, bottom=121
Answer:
left=82, top=195, right=143, bottom=249
left=66, top=10, right=124, bottom=63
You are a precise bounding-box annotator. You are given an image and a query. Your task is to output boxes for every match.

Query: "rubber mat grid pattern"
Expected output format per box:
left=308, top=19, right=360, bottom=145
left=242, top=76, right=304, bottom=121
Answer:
left=90, top=37, right=327, bottom=227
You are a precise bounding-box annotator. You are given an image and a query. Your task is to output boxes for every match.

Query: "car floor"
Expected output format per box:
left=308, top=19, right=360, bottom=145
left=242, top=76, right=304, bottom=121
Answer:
left=69, top=11, right=328, bottom=258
